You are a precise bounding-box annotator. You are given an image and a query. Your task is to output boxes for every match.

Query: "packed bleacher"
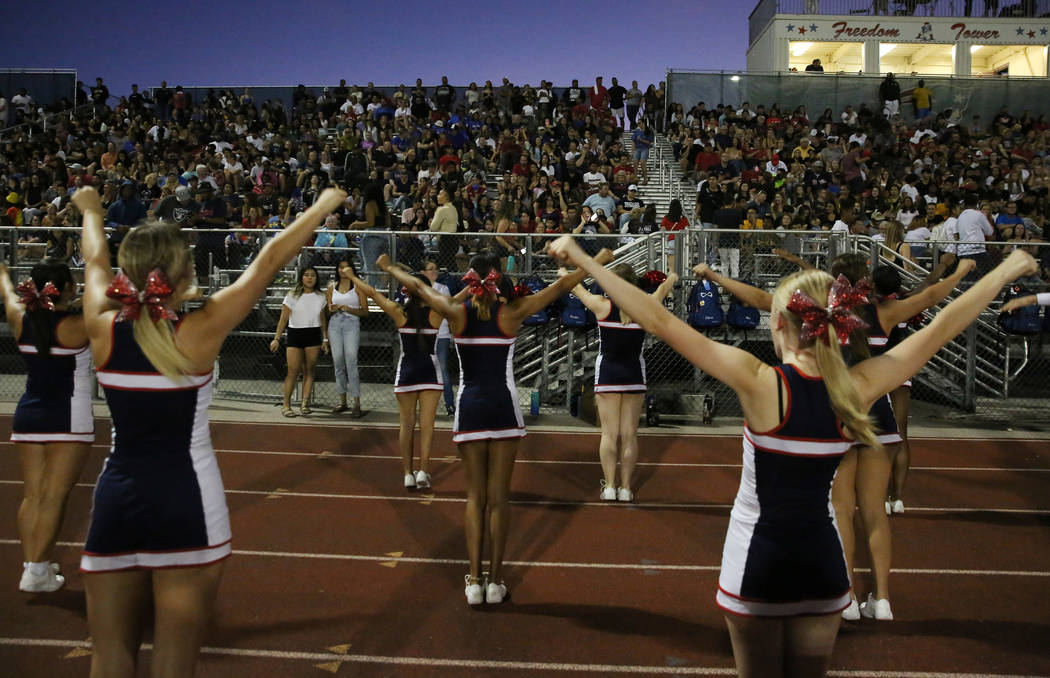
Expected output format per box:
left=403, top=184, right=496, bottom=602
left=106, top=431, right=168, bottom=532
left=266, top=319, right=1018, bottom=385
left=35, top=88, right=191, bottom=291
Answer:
left=669, top=95, right=1050, bottom=282
left=0, top=76, right=669, bottom=282
left=2, top=75, right=1049, bottom=287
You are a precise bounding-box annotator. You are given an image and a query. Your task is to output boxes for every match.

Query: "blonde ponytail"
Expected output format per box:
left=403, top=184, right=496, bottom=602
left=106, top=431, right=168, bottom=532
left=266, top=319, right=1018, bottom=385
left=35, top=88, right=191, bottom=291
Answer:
left=117, top=221, right=196, bottom=380
left=772, top=270, right=879, bottom=449
left=813, top=332, right=880, bottom=450
left=132, top=315, right=196, bottom=380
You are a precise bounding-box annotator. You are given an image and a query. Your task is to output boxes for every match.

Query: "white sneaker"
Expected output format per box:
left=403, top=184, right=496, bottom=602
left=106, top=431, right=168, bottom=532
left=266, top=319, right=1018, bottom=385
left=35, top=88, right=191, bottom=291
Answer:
left=617, top=487, right=634, bottom=502
left=841, top=596, right=860, bottom=621
left=599, top=480, right=617, bottom=501
left=414, top=470, right=431, bottom=490
left=404, top=473, right=416, bottom=489
left=19, top=565, right=65, bottom=593
left=464, top=575, right=483, bottom=605
left=22, top=562, right=60, bottom=574
left=859, top=593, right=893, bottom=620
left=884, top=500, right=893, bottom=516
left=485, top=580, right=507, bottom=604
left=891, top=499, right=905, bottom=514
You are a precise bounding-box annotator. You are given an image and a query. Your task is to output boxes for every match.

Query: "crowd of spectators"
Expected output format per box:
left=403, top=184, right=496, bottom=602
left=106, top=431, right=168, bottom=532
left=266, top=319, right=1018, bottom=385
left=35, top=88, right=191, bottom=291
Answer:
left=668, top=89, right=1050, bottom=282
left=4, top=74, right=1050, bottom=287
left=0, top=76, right=668, bottom=282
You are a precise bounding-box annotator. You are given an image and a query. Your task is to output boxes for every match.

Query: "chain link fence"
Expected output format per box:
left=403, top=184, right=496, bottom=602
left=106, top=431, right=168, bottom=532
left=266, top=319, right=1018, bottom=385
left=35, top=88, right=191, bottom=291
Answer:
left=1, top=225, right=1048, bottom=429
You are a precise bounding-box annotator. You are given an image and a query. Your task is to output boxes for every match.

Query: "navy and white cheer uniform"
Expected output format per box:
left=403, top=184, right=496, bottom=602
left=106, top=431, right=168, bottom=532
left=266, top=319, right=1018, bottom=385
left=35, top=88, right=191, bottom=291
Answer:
left=717, top=364, right=852, bottom=617
left=452, top=300, right=525, bottom=443
left=854, top=303, right=903, bottom=445
left=887, top=317, right=912, bottom=388
left=81, top=317, right=230, bottom=572
left=12, top=311, right=94, bottom=443
left=594, top=303, right=646, bottom=393
left=394, top=318, right=442, bottom=393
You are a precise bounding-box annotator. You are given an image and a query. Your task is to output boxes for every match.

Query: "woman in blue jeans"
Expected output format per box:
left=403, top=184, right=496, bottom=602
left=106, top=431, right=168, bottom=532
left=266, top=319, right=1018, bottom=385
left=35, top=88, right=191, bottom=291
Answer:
left=327, top=260, right=369, bottom=416
left=350, top=184, right=390, bottom=287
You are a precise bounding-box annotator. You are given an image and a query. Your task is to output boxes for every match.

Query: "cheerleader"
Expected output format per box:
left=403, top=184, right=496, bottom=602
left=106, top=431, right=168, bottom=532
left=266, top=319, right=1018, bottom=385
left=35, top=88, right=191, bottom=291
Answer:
left=549, top=233, right=1034, bottom=677
left=379, top=248, right=613, bottom=606
left=1, top=261, right=92, bottom=592
left=700, top=255, right=977, bottom=621
left=564, top=264, right=677, bottom=501
left=828, top=254, right=974, bottom=621
left=72, top=186, right=344, bottom=678
left=346, top=268, right=444, bottom=489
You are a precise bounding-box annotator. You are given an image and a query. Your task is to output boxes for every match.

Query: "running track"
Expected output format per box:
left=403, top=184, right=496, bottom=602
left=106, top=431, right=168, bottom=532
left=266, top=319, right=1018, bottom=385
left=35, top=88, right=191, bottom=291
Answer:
left=1, top=418, right=1048, bottom=677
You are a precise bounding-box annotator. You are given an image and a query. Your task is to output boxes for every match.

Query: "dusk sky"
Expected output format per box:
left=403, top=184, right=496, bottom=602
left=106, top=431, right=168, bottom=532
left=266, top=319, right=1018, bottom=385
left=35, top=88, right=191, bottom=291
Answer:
left=2, top=0, right=751, bottom=96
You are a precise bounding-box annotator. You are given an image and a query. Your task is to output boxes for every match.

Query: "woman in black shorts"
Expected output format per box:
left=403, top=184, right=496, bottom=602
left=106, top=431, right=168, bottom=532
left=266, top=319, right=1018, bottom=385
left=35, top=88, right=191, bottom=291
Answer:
left=270, top=266, right=328, bottom=417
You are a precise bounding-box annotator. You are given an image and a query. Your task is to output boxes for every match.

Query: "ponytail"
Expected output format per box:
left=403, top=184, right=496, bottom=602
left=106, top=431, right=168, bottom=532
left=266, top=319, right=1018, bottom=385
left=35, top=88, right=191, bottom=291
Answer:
left=24, top=261, right=74, bottom=356
left=773, top=270, right=879, bottom=449
left=813, top=332, right=880, bottom=450
left=132, top=315, right=196, bottom=379
left=117, top=221, right=196, bottom=379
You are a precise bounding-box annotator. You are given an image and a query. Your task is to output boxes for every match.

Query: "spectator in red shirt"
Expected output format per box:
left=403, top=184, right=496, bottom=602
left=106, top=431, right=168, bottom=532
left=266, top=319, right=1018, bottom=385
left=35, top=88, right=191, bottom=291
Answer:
left=660, top=198, right=689, bottom=271
left=590, top=76, right=609, bottom=111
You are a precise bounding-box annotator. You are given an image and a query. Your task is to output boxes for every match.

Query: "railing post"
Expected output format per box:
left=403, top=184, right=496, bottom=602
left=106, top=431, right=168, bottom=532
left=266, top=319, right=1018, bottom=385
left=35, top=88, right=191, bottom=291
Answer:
left=565, top=330, right=576, bottom=416
left=963, top=322, right=977, bottom=412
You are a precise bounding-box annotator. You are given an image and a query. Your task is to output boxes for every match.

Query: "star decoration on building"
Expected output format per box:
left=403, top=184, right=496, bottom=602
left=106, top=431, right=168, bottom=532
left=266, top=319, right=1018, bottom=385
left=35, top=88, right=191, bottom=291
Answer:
left=1028, top=30, right=1036, bottom=38
left=809, top=24, right=818, bottom=32
left=1041, top=28, right=1048, bottom=36
left=798, top=26, right=807, bottom=34
left=1017, top=26, right=1025, bottom=35
left=786, top=23, right=795, bottom=32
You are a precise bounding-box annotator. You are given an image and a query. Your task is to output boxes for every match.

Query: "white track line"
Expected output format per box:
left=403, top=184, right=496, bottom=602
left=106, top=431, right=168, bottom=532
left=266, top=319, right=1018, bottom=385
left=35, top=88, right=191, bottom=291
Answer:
left=1, top=479, right=1047, bottom=513
left=212, top=448, right=1050, bottom=472
left=2, top=440, right=1047, bottom=472
left=0, top=479, right=1047, bottom=514
left=1, top=540, right=1047, bottom=577
left=0, top=637, right=1044, bottom=677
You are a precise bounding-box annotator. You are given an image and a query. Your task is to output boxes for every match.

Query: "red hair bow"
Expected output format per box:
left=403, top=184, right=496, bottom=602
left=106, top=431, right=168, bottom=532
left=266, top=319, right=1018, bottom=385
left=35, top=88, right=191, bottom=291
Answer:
left=461, top=269, right=501, bottom=297
left=641, top=270, right=667, bottom=292
left=786, top=274, right=871, bottom=347
left=16, top=279, right=59, bottom=311
left=105, top=268, right=178, bottom=322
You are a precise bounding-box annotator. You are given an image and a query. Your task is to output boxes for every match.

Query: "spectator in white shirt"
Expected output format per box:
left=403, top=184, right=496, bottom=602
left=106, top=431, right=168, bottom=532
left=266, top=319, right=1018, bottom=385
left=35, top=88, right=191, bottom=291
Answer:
left=955, top=197, right=995, bottom=277
left=841, top=105, right=858, bottom=127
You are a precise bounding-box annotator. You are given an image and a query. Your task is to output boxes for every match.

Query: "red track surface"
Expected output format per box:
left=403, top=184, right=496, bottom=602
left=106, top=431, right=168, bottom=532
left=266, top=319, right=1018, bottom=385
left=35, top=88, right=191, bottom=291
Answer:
left=1, top=418, right=1048, bottom=677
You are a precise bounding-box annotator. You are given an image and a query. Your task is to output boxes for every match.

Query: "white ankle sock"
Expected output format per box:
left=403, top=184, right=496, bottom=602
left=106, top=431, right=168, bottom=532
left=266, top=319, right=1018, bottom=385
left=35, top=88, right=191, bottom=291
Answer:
left=27, top=561, right=50, bottom=576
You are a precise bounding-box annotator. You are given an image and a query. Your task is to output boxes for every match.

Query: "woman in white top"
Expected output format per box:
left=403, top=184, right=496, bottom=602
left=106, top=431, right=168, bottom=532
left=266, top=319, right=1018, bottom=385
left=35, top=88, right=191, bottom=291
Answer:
left=270, top=266, right=328, bottom=417
left=327, top=259, right=369, bottom=417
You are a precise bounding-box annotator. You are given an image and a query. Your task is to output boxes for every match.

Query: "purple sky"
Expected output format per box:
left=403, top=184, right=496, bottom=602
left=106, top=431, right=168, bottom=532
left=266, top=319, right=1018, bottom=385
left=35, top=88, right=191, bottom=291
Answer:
left=1, top=0, right=751, bottom=96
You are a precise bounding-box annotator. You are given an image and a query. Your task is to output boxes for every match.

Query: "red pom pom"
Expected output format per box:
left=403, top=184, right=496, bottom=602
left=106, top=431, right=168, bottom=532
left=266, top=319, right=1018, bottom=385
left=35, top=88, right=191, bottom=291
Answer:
left=641, top=270, right=666, bottom=291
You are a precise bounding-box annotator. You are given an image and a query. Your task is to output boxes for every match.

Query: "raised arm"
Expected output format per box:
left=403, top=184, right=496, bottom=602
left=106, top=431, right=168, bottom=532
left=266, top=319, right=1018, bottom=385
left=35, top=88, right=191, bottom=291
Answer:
left=560, top=268, right=610, bottom=317
left=503, top=249, right=614, bottom=326
left=378, top=254, right=465, bottom=330
left=188, top=188, right=346, bottom=351
left=852, top=250, right=1036, bottom=404
left=0, top=264, right=24, bottom=331
left=347, top=270, right=405, bottom=324
left=550, top=236, right=766, bottom=396
left=71, top=187, right=114, bottom=338
left=877, top=258, right=975, bottom=330
left=694, top=263, right=772, bottom=311
left=651, top=272, right=679, bottom=303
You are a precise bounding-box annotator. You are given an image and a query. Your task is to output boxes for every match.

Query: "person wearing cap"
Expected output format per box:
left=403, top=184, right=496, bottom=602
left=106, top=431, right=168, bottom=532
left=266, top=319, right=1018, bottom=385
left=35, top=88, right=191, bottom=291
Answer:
left=193, top=183, right=229, bottom=280
left=765, top=154, right=788, bottom=175
left=617, top=185, right=645, bottom=229
left=153, top=184, right=200, bottom=228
